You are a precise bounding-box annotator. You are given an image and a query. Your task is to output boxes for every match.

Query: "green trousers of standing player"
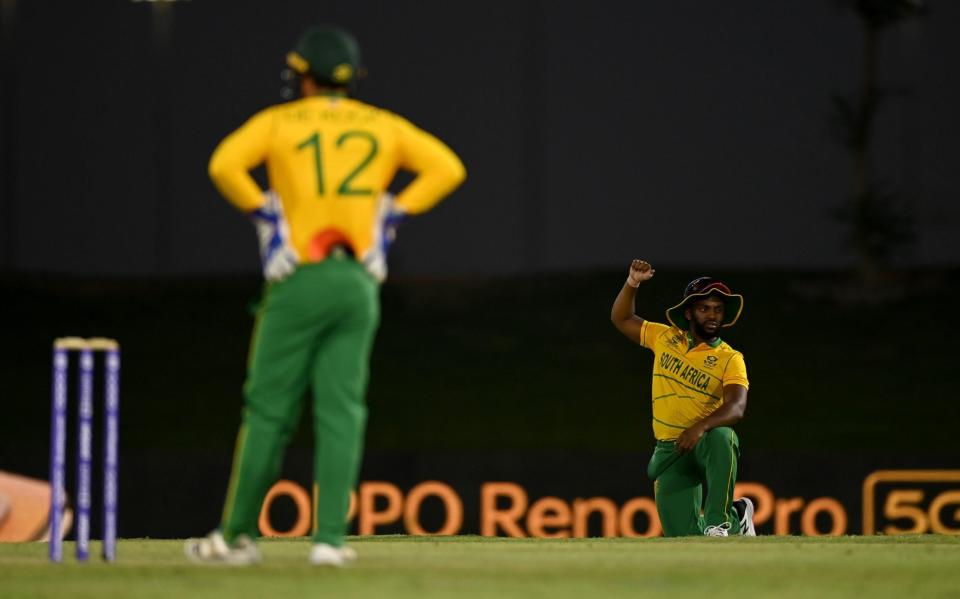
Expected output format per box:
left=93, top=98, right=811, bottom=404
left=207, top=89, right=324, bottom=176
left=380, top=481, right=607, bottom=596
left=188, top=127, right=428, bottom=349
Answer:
left=647, top=427, right=741, bottom=536
left=219, top=256, right=379, bottom=547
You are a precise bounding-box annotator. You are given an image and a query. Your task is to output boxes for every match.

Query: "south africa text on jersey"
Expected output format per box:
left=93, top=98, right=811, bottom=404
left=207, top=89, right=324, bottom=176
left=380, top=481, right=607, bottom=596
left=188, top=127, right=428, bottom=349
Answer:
left=658, top=353, right=715, bottom=392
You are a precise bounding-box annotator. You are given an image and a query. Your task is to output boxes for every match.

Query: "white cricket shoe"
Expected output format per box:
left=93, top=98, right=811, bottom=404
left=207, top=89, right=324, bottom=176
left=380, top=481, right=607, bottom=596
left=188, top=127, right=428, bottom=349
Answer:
left=734, top=497, right=757, bottom=536
left=185, top=530, right=261, bottom=565
left=309, top=543, right=357, bottom=567
left=703, top=522, right=731, bottom=537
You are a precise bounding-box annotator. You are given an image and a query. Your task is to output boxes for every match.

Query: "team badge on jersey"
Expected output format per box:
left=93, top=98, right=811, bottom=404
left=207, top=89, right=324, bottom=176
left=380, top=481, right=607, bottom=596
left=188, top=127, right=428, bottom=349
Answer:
left=703, top=355, right=719, bottom=369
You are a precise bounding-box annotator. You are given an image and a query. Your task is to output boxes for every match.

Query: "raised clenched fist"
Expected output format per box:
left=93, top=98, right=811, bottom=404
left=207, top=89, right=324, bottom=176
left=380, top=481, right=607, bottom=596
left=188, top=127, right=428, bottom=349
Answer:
left=627, top=259, right=655, bottom=288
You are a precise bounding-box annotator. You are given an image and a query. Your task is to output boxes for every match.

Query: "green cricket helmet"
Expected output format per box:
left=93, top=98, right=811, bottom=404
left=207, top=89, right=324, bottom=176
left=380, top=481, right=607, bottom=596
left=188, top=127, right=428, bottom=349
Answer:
left=666, top=277, right=744, bottom=331
left=286, top=26, right=363, bottom=88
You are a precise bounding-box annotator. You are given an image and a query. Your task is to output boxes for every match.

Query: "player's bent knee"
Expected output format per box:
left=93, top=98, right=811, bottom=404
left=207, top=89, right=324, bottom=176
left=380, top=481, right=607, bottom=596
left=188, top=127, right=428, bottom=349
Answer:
left=705, top=426, right=736, bottom=446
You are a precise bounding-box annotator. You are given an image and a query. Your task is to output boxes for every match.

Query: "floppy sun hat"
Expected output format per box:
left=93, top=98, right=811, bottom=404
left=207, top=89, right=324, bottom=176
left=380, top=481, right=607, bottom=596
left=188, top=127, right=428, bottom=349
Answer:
left=666, top=277, right=744, bottom=331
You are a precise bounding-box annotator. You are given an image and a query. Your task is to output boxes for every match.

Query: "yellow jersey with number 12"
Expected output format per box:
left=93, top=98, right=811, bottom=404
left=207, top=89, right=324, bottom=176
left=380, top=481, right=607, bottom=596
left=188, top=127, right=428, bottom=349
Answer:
left=639, top=321, right=749, bottom=441
left=208, top=95, right=466, bottom=261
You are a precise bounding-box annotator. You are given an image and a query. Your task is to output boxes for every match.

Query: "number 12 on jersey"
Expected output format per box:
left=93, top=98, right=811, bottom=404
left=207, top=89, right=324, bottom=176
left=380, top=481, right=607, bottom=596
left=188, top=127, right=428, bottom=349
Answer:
left=296, top=130, right=379, bottom=197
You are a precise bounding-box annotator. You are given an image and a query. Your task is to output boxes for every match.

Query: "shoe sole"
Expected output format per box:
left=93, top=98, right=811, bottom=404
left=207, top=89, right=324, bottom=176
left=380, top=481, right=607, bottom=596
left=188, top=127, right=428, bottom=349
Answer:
left=739, top=498, right=757, bottom=536
left=309, top=545, right=355, bottom=567
left=184, top=539, right=260, bottom=566
left=309, top=558, right=346, bottom=567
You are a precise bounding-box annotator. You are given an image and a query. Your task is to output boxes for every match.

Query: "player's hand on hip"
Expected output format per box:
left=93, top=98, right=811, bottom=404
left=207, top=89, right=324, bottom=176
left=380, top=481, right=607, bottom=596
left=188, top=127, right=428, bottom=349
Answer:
left=249, top=190, right=299, bottom=282
left=363, top=192, right=406, bottom=283
left=382, top=194, right=406, bottom=251
left=627, top=259, right=655, bottom=288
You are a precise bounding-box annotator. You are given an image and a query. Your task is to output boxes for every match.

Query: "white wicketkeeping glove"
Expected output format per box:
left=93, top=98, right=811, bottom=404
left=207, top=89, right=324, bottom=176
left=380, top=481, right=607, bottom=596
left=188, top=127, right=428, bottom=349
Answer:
left=249, top=190, right=299, bottom=282
left=363, top=193, right=406, bottom=283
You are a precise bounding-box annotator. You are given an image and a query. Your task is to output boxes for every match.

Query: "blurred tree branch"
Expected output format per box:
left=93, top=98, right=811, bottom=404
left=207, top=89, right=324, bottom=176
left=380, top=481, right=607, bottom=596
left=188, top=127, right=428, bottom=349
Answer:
left=832, top=0, right=925, bottom=283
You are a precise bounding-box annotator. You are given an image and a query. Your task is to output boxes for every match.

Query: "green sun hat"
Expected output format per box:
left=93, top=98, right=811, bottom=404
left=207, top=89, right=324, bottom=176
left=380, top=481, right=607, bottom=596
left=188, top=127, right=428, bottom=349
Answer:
left=286, top=26, right=363, bottom=87
left=665, top=277, right=744, bottom=330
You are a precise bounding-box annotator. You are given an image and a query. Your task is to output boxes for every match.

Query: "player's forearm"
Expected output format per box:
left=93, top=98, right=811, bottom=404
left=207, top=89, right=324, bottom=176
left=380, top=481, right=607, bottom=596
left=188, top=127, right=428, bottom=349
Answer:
left=208, top=167, right=265, bottom=213
left=611, top=282, right=647, bottom=342
left=612, top=261, right=653, bottom=340
left=611, top=281, right=644, bottom=330
left=696, top=392, right=747, bottom=432
left=208, top=143, right=266, bottom=212
left=393, top=157, right=466, bottom=215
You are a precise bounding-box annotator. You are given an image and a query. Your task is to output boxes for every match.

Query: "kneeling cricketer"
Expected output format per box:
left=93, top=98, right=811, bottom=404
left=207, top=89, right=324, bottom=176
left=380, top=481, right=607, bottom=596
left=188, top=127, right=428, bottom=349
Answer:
left=611, top=259, right=756, bottom=537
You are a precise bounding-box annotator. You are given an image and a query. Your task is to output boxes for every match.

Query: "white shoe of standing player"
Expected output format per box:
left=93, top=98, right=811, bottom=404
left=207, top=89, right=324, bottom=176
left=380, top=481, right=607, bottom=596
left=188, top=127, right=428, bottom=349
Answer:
left=309, top=543, right=357, bottom=567
left=733, top=497, right=757, bottom=536
left=184, top=530, right=261, bottom=565
left=703, top=522, right=731, bottom=537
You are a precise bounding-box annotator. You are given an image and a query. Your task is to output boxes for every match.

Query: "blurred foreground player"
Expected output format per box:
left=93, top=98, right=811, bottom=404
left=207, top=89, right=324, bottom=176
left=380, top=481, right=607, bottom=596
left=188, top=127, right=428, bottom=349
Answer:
left=186, top=26, right=465, bottom=565
left=611, top=260, right=756, bottom=537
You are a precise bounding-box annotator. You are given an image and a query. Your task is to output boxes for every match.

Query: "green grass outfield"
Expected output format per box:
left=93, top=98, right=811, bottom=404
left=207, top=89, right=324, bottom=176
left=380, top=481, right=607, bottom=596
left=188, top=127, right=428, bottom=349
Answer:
left=2, top=535, right=959, bottom=598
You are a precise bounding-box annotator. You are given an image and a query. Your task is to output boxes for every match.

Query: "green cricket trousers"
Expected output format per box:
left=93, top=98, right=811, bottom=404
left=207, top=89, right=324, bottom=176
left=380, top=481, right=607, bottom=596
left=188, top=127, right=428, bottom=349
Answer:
left=220, top=256, right=379, bottom=547
left=647, top=427, right=742, bottom=536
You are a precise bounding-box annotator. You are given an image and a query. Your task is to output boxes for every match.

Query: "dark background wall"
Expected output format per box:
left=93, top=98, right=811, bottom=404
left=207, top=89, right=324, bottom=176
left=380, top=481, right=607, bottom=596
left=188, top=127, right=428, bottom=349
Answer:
left=2, top=270, right=958, bottom=538
left=2, top=1, right=959, bottom=539
left=1, top=0, right=958, bottom=276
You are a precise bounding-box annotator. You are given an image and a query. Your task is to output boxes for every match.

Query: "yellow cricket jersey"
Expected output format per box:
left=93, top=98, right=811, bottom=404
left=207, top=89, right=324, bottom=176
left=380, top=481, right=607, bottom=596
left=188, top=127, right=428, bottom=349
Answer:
left=639, top=321, right=749, bottom=441
left=208, top=94, right=466, bottom=261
